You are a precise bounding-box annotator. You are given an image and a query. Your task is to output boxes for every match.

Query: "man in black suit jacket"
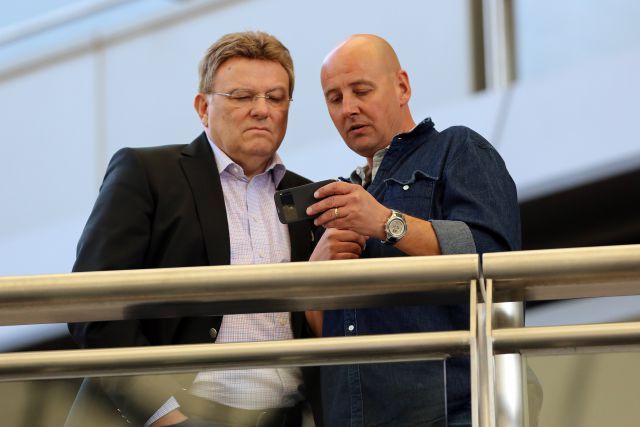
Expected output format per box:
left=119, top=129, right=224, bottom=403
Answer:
left=66, top=31, right=364, bottom=427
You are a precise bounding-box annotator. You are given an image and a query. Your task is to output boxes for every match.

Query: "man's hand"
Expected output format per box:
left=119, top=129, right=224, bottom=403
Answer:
left=306, top=225, right=367, bottom=337
left=308, top=181, right=442, bottom=256
left=307, top=181, right=389, bottom=240
left=309, top=228, right=367, bottom=261
left=150, top=409, right=188, bottom=426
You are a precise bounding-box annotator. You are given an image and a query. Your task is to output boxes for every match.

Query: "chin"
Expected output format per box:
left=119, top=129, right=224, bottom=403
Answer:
left=246, top=138, right=279, bottom=155
left=347, top=140, right=375, bottom=157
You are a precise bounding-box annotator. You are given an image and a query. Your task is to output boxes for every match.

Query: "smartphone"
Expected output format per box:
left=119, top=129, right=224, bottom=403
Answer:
left=274, top=179, right=336, bottom=224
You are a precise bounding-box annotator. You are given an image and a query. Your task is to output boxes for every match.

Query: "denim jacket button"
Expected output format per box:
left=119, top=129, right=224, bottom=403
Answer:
left=402, top=185, right=410, bottom=191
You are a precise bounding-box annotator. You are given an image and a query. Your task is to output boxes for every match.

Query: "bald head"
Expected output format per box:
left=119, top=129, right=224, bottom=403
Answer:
left=320, top=34, right=415, bottom=161
left=322, top=34, right=401, bottom=78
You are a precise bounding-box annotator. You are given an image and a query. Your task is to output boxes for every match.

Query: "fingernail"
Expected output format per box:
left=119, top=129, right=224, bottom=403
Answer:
left=314, top=191, right=319, bottom=198
left=306, top=207, right=312, bottom=215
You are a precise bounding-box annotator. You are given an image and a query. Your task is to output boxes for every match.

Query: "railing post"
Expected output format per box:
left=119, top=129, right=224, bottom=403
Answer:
left=476, top=297, right=494, bottom=427
left=493, top=298, right=525, bottom=427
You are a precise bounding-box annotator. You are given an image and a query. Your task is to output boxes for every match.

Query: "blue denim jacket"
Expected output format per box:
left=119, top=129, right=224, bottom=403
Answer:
left=321, top=118, right=521, bottom=426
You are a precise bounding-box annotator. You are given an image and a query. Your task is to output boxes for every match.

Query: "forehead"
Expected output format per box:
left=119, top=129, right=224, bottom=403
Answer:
left=321, top=52, right=387, bottom=92
left=214, top=57, right=289, bottom=89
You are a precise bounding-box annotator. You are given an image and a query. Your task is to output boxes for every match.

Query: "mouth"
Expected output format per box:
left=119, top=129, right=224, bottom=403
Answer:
left=246, top=127, right=271, bottom=133
left=347, top=123, right=368, bottom=135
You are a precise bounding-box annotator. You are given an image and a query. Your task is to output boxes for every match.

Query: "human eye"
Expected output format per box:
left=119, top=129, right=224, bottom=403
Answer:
left=229, top=89, right=254, bottom=102
left=353, top=87, right=372, bottom=97
left=326, top=93, right=342, bottom=105
left=265, top=90, right=287, bottom=105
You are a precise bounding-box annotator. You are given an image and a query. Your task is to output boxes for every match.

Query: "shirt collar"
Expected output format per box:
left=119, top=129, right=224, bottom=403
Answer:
left=350, top=118, right=433, bottom=187
left=352, top=146, right=389, bottom=187
left=207, top=134, right=286, bottom=186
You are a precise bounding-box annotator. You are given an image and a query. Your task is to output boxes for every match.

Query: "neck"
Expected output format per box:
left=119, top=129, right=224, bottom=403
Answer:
left=240, top=158, right=270, bottom=179
left=400, top=112, right=417, bottom=134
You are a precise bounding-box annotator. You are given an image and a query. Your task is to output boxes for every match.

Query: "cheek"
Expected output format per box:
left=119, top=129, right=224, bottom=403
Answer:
left=273, top=112, right=288, bottom=137
left=226, top=111, right=247, bottom=134
left=328, top=111, right=344, bottom=131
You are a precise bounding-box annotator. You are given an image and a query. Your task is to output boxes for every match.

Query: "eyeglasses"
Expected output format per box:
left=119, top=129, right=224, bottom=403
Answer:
left=209, top=88, right=292, bottom=108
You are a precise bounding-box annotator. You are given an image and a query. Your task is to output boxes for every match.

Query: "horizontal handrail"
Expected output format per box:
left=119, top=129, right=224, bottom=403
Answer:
left=0, top=255, right=478, bottom=326
left=483, top=244, right=640, bottom=302
left=492, top=321, right=640, bottom=354
left=0, top=331, right=470, bottom=382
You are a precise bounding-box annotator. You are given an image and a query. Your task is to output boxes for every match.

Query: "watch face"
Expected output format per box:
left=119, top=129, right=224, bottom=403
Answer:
left=388, top=217, right=406, bottom=237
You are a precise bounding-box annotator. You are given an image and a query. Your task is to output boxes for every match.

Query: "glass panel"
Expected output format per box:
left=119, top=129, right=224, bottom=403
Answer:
left=0, top=379, right=81, bottom=427
left=525, top=352, right=640, bottom=427
left=320, top=359, right=447, bottom=426
left=0, top=361, right=447, bottom=427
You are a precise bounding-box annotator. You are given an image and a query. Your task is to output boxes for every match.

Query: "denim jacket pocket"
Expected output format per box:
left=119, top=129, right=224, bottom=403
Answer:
left=382, top=170, right=438, bottom=220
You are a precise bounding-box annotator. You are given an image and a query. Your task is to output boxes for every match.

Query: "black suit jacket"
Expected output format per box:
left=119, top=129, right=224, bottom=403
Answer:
left=66, top=133, right=317, bottom=426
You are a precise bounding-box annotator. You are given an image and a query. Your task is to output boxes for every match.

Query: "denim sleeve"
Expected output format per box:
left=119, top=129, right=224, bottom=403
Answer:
left=439, top=129, right=521, bottom=253
left=430, top=220, right=476, bottom=254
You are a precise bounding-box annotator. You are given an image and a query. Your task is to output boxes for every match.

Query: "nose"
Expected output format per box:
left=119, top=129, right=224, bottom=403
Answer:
left=250, top=97, right=270, bottom=119
left=341, top=93, right=359, bottom=117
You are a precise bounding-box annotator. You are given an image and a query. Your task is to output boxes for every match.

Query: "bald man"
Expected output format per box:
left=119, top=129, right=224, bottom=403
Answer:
left=307, top=35, right=521, bottom=426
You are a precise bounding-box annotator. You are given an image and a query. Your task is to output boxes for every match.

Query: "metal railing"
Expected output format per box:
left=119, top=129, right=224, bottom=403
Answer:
left=0, top=245, right=639, bottom=426
left=483, top=244, right=640, bottom=426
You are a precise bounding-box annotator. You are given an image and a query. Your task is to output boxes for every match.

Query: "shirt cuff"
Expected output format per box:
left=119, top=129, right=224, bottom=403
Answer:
left=430, top=220, right=476, bottom=255
left=144, top=396, right=180, bottom=427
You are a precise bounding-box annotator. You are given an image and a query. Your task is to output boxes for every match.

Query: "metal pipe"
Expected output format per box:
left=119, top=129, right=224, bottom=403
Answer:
left=476, top=301, right=494, bottom=427
left=0, top=0, right=250, bottom=83
left=0, top=331, right=470, bottom=382
left=493, top=301, right=525, bottom=427
left=0, top=0, right=135, bottom=47
left=469, top=281, right=481, bottom=427
left=481, top=0, right=515, bottom=89
left=483, top=244, right=640, bottom=302
left=0, top=254, right=478, bottom=326
left=493, top=321, right=640, bottom=353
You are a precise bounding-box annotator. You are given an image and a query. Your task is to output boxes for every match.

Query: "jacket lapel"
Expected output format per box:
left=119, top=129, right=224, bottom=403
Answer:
left=179, top=133, right=231, bottom=266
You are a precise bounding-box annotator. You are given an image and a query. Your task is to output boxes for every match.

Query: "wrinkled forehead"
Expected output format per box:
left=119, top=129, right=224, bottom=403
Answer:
left=215, top=57, right=290, bottom=90
left=321, top=54, right=391, bottom=95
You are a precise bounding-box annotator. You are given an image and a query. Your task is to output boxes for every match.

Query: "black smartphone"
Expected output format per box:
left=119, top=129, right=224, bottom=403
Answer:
left=274, top=179, right=336, bottom=224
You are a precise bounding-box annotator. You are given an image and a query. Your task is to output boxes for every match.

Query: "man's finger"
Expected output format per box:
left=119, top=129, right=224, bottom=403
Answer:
left=313, top=181, right=353, bottom=199
left=307, top=195, right=341, bottom=216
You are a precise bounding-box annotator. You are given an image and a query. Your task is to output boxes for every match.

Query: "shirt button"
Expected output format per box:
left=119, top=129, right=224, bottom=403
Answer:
left=209, top=328, right=218, bottom=339
left=403, top=185, right=410, bottom=190
left=279, top=317, right=288, bottom=326
left=347, top=324, right=355, bottom=332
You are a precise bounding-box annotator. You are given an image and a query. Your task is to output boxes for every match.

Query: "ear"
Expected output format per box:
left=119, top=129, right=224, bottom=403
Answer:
left=194, top=93, right=209, bottom=127
left=396, top=70, right=412, bottom=106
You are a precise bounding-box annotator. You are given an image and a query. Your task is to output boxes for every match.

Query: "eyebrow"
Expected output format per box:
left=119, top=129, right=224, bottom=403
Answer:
left=350, top=79, right=375, bottom=88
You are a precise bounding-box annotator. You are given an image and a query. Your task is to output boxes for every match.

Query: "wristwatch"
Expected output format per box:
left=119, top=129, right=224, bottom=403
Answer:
left=382, top=209, right=407, bottom=245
